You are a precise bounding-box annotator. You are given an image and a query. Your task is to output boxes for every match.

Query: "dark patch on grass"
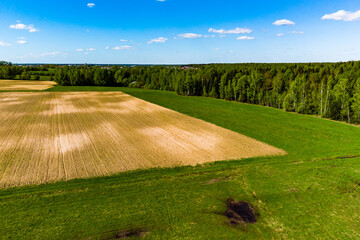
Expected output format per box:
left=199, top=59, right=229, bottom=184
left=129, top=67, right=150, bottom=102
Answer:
left=224, top=199, right=258, bottom=226
left=323, top=155, right=360, bottom=161
left=352, top=180, right=360, bottom=186
left=101, top=229, right=148, bottom=239
left=206, top=175, right=232, bottom=184
left=340, top=156, right=360, bottom=159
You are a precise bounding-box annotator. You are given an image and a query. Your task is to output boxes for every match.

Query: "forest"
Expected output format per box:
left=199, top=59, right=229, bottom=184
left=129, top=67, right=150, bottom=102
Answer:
left=1, top=61, right=360, bottom=124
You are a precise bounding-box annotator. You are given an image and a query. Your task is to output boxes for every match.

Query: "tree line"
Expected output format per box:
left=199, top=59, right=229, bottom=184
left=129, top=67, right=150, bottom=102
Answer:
left=1, top=62, right=360, bottom=124
left=0, top=62, right=51, bottom=80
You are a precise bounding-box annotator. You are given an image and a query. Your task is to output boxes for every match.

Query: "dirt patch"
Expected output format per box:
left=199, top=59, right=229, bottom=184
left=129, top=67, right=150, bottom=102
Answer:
left=102, top=229, right=147, bottom=239
left=224, top=199, right=258, bottom=226
left=206, top=175, right=232, bottom=184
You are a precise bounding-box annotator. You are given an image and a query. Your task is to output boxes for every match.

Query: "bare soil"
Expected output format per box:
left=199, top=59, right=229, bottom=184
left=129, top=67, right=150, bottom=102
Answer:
left=0, top=92, right=286, bottom=187
left=0, top=80, right=56, bottom=90
left=225, top=199, right=258, bottom=226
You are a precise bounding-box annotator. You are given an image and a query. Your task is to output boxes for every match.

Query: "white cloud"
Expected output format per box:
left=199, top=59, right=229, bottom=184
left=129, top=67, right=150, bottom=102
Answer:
left=0, top=41, right=11, bottom=46
left=237, top=36, right=255, bottom=40
left=208, top=27, right=252, bottom=34
left=40, top=52, right=62, bottom=57
left=215, top=48, right=220, bottom=51
left=17, top=40, right=27, bottom=44
left=156, top=0, right=166, bottom=1
left=76, top=48, right=95, bottom=51
left=289, top=31, right=304, bottom=34
left=322, top=10, right=360, bottom=21
left=16, top=55, right=27, bottom=59
left=17, top=52, right=67, bottom=58
left=276, top=31, right=303, bottom=37
left=87, top=3, right=95, bottom=8
left=219, top=35, right=227, bottom=38
left=113, top=45, right=132, bottom=50
left=147, top=37, right=168, bottom=44
left=120, top=39, right=128, bottom=42
left=203, top=35, right=216, bottom=38
left=178, top=33, right=202, bottom=39
left=105, top=46, right=110, bottom=50
left=10, top=23, right=39, bottom=32
left=273, top=19, right=295, bottom=26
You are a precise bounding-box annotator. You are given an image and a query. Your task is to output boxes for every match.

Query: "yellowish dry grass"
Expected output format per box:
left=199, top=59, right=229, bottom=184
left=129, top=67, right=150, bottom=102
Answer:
left=0, top=80, right=56, bottom=90
left=0, top=92, right=285, bottom=187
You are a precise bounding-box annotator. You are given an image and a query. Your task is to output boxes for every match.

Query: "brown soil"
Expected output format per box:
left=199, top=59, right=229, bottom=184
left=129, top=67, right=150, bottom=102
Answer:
left=110, top=229, right=146, bottom=239
left=225, top=199, right=258, bottom=226
left=0, top=92, right=286, bottom=188
left=0, top=80, right=56, bottom=90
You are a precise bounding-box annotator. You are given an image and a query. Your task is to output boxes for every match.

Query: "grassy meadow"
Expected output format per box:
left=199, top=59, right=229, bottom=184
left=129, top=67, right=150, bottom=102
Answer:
left=1, top=86, right=360, bottom=239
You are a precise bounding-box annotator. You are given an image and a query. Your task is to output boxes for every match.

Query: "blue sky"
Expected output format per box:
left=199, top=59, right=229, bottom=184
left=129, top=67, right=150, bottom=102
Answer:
left=0, top=0, right=360, bottom=64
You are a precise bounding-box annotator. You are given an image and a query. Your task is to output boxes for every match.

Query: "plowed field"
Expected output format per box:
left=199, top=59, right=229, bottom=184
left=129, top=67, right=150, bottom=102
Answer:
left=0, top=92, right=285, bottom=187
left=0, top=80, right=56, bottom=90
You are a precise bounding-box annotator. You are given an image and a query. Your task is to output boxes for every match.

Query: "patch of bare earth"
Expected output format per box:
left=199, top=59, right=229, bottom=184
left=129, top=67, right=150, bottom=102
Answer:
left=101, top=229, right=148, bottom=239
left=0, top=80, right=56, bottom=90
left=225, top=199, right=258, bottom=226
left=0, top=92, right=286, bottom=187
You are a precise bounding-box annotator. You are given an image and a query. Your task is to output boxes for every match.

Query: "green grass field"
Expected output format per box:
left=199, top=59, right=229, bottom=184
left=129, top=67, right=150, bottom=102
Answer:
left=1, top=86, right=360, bottom=239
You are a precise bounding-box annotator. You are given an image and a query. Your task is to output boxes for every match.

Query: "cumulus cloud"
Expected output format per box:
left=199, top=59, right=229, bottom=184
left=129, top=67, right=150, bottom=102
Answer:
left=87, top=48, right=96, bottom=51
left=237, top=36, right=255, bottom=40
left=209, top=27, right=252, bottom=34
left=322, top=10, right=360, bottom=21
left=147, top=37, right=168, bottom=44
left=10, top=23, right=39, bottom=32
left=277, top=33, right=284, bottom=37
left=178, top=33, right=202, bottom=39
left=105, top=46, right=110, bottom=50
left=87, top=3, right=95, bottom=8
left=120, top=39, right=128, bottom=42
left=0, top=41, right=11, bottom=46
left=17, top=40, right=27, bottom=44
left=76, top=49, right=84, bottom=51
left=273, top=19, right=295, bottom=26
left=113, top=45, right=132, bottom=50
